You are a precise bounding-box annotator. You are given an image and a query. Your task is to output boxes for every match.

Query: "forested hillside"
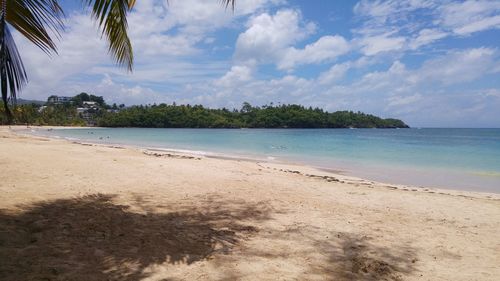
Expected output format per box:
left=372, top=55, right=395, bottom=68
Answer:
left=98, top=102, right=409, bottom=128
left=2, top=97, right=409, bottom=128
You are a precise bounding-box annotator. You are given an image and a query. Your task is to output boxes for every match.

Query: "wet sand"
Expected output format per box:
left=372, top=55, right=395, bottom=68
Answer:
left=1, top=126, right=499, bottom=280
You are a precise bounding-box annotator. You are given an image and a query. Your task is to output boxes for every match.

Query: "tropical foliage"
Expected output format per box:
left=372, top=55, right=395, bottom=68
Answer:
left=0, top=92, right=110, bottom=125
left=70, top=92, right=107, bottom=107
left=1, top=97, right=408, bottom=128
left=97, top=103, right=409, bottom=128
left=0, top=102, right=86, bottom=125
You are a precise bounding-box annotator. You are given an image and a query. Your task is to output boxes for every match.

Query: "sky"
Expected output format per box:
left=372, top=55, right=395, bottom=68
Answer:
left=13, top=0, right=500, bottom=127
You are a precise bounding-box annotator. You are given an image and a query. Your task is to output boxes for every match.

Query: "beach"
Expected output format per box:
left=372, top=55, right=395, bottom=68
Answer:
left=1, top=126, right=499, bottom=280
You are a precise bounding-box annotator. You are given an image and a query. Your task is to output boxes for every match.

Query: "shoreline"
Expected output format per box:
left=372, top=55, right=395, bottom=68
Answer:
left=17, top=125, right=500, bottom=196
left=1, top=125, right=499, bottom=280
left=9, top=125, right=500, bottom=199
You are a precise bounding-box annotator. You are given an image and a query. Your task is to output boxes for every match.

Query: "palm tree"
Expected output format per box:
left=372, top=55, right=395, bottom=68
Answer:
left=0, top=0, right=234, bottom=124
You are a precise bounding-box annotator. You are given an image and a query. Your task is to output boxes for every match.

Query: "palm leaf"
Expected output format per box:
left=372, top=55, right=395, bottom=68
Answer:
left=84, top=0, right=135, bottom=71
left=220, top=0, right=235, bottom=10
left=1, top=13, right=28, bottom=122
left=5, top=0, right=64, bottom=54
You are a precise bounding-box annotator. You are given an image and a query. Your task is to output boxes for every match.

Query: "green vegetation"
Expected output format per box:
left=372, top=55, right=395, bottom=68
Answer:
left=98, top=102, right=409, bottom=128
left=70, top=93, right=106, bottom=107
left=0, top=102, right=86, bottom=126
left=1, top=95, right=409, bottom=128
left=0, top=92, right=109, bottom=126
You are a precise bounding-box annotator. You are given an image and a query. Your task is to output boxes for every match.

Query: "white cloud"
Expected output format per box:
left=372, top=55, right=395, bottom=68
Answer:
left=92, top=60, right=229, bottom=85
left=94, top=75, right=167, bottom=105
left=358, top=33, right=406, bottom=55
left=234, top=9, right=350, bottom=71
left=350, top=48, right=498, bottom=96
left=353, top=0, right=437, bottom=30
left=483, top=88, right=500, bottom=98
left=318, top=63, right=351, bottom=85
left=235, top=9, right=316, bottom=64
left=387, top=93, right=422, bottom=107
left=409, top=28, right=448, bottom=49
left=353, top=0, right=431, bottom=21
left=438, top=0, right=500, bottom=35
left=453, top=15, right=500, bottom=35
left=278, top=35, right=350, bottom=70
left=412, top=47, right=499, bottom=85
left=129, top=0, right=282, bottom=60
left=215, top=65, right=254, bottom=87
left=268, top=75, right=311, bottom=97
left=14, top=13, right=109, bottom=99
left=353, top=0, right=500, bottom=55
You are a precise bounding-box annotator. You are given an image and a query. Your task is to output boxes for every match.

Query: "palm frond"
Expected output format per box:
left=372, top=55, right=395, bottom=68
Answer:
left=220, top=0, right=235, bottom=10
left=1, top=13, right=28, bottom=122
left=84, top=0, right=135, bottom=71
left=5, top=0, right=64, bottom=54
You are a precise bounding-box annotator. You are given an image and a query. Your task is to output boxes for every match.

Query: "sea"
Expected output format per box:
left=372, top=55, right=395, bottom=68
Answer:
left=30, top=128, right=500, bottom=193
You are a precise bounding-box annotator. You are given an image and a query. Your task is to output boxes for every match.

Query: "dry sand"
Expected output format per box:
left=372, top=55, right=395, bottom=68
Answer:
left=0, top=126, right=499, bottom=281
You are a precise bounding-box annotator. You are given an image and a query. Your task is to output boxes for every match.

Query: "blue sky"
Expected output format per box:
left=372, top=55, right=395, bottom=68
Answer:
left=14, top=0, right=500, bottom=127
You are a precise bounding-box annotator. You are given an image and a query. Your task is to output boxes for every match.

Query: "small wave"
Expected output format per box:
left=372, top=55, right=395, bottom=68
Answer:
left=471, top=171, right=500, bottom=178
left=270, top=145, right=287, bottom=150
left=149, top=147, right=214, bottom=156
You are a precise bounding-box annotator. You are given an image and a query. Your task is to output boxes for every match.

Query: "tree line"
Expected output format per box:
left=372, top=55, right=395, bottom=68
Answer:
left=1, top=99, right=409, bottom=128
left=0, top=103, right=85, bottom=126
left=97, top=102, right=409, bottom=128
left=0, top=93, right=110, bottom=126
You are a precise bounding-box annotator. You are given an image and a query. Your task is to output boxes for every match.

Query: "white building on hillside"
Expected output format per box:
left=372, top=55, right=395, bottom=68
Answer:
left=83, top=101, right=97, bottom=107
left=47, top=96, right=72, bottom=104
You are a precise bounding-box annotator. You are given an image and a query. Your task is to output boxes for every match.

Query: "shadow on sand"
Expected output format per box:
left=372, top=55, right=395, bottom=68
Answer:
left=228, top=224, right=418, bottom=281
left=0, top=193, right=418, bottom=280
left=314, top=233, right=417, bottom=281
left=0, top=193, right=271, bottom=280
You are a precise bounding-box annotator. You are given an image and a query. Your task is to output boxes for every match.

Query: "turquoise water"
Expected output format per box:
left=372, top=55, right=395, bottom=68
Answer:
left=33, top=128, right=500, bottom=193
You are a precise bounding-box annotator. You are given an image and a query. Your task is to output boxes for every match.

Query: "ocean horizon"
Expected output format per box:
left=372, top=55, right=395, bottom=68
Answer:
left=31, top=127, right=500, bottom=193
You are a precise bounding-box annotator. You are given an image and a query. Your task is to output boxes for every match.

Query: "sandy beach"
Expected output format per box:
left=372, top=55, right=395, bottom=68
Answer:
left=0, top=126, right=499, bottom=281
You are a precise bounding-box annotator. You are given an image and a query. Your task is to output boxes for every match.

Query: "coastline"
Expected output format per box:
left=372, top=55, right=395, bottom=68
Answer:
left=19, top=125, right=500, bottom=196
left=1, top=125, right=499, bottom=280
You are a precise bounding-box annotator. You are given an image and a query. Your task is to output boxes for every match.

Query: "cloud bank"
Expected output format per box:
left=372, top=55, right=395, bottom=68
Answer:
left=13, top=0, right=500, bottom=127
